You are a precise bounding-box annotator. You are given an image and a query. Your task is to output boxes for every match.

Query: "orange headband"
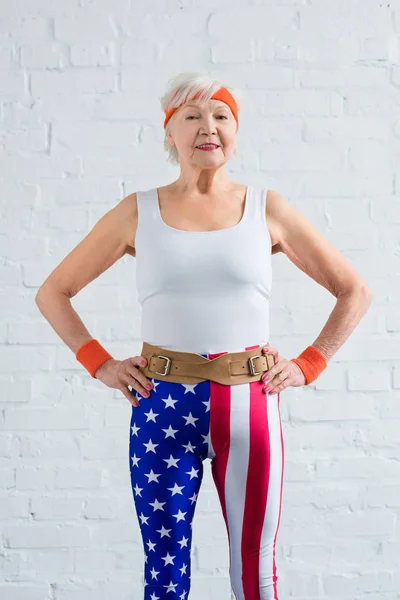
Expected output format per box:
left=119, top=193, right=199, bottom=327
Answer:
left=163, top=87, right=239, bottom=130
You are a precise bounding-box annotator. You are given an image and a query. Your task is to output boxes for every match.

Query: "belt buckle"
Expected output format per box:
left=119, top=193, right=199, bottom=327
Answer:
left=248, top=355, right=263, bottom=376
left=155, top=355, right=171, bottom=376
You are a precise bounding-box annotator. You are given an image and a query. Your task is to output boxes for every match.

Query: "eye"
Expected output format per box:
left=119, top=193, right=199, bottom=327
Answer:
left=186, top=115, right=228, bottom=120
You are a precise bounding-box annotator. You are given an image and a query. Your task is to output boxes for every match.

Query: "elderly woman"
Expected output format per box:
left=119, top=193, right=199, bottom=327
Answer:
left=36, top=72, right=373, bottom=600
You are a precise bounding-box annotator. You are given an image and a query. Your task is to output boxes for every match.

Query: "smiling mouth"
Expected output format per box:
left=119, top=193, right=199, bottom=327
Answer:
left=196, top=144, right=220, bottom=149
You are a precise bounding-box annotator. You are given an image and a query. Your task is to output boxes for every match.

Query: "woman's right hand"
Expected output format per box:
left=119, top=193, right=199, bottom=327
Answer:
left=94, top=356, right=154, bottom=407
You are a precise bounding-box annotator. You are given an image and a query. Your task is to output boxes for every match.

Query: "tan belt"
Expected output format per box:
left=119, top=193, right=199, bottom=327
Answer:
left=138, top=341, right=275, bottom=386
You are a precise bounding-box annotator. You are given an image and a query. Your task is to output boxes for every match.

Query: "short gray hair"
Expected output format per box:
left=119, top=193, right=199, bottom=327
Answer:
left=160, top=71, right=243, bottom=165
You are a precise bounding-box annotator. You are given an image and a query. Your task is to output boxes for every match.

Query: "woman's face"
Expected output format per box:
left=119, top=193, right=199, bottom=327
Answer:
left=167, top=98, right=238, bottom=167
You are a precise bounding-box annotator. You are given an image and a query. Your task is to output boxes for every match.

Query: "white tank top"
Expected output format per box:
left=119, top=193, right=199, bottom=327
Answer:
left=135, top=185, right=272, bottom=354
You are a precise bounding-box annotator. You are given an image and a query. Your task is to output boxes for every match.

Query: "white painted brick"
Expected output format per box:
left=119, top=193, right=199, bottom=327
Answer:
left=70, top=44, right=112, bottom=67
left=79, top=432, right=126, bottom=460
left=55, top=580, right=144, bottom=600
left=48, top=206, right=87, bottom=231
left=28, top=373, right=92, bottom=406
left=284, top=422, right=360, bottom=453
left=346, top=88, right=399, bottom=116
left=348, top=363, right=391, bottom=391
left=90, top=518, right=137, bottom=546
left=325, top=570, right=395, bottom=596
left=208, top=7, right=296, bottom=38
left=0, top=265, right=20, bottom=286
left=83, top=495, right=120, bottom=519
left=0, top=46, right=13, bottom=68
left=387, top=309, right=400, bottom=332
left=0, top=375, right=31, bottom=404
left=16, top=466, right=55, bottom=490
left=3, top=125, right=47, bottom=154
left=37, top=178, right=121, bottom=207
left=19, top=432, right=80, bottom=459
left=8, top=321, right=67, bottom=345
left=380, top=392, right=400, bottom=418
left=330, top=537, right=383, bottom=566
left=195, top=542, right=230, bottom=570
left=3, top=407, right=90, bottom=431
left=54, top=467, right=102, bottom=490
left=0, top=494, right=29, bottom=517
left=365, top=484, right=400, bottom=508
left=53, top=121, right=140, bottom=152
left=359, top=36, right=399, bottom=61
left=20, top=42, right=68, bottom=69
left=104, top=404, right=130, bottom=427
left=211, top=41, right=254, bottom=64
left=0, top=323, right=7, bottom=347
left=0, top=16, right=49, bottom=43
left=297, top=33, right=359, bottom=64
left=3, top=524, right=90, bottom=548
left=0, top=468, right=16, bottom=489
left=394, top=364, right=400, bottom=388
left=316, top=456, right=400, bottom=480
left=22, top=547, right=73, bottom=577
left=73, top=548, right=117, bottom=573
left=257, top=90, right=344, bottom=117
left=288, top=392, right=377, bottom=422
left=0, top=179, right=37, bottom=206
left=30, top=494, right=84, bottom=519
left=30, top=69, right=115, bottom=97
left=0, top=433, right=20, bottom=457
left=0, top=585, right=50, bottom=600
left=303, top=170, right=393, bottom=197
left=347, top=141, right=393, bottom=171
left=261, top=141, right=343, bottom=171
left=0, top=235, right=46, bottom=261
left=282, top=457, right=316, bottom=482
left=1, top=2, right=398, bottom=596
left=1, top=153, right=81, bottom=179
left=54, top=14, right=113, bottom=45
left=300, top=6, right=392, bottom=37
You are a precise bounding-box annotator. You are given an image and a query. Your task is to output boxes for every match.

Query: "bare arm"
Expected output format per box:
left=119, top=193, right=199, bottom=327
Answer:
left=266, top=189, right=373, bottom=361
left=35, top=193, right=137, bottom=354
left=309, top=287, right=372, bottom=361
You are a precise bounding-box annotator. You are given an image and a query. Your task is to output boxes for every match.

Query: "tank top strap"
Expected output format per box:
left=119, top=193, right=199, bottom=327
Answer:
left=246, top=186, right=268, bottom=229
left=136, top=188, right=160, bottom=229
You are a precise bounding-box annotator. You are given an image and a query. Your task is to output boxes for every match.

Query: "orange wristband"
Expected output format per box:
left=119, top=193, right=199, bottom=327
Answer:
left=290, top=345, right=327, bottom=385
left=75, top=339, right=114, bottom=379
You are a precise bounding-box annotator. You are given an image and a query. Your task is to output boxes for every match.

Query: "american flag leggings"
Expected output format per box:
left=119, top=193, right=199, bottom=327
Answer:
left=129, top=345, right=284, bottom=600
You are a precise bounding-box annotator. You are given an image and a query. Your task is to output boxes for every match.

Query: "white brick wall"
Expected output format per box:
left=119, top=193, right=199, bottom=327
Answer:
left=1, top=0, right=399, bottom=599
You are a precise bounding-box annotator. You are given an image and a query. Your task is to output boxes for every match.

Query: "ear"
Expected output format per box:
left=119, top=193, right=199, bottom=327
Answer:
left=166, top=129, right=175, bottom=147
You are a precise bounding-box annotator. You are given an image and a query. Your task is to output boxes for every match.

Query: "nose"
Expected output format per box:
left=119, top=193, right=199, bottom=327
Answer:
left=199, top=114, right=218, bottom=135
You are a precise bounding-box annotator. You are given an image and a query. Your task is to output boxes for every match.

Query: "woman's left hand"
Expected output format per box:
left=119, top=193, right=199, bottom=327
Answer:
left=260, top=345, right=306, bottom=394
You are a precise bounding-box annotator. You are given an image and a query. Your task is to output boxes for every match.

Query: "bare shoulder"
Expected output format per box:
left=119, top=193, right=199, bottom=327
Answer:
left=264, top=188, right=371, bottom=296
left=36, top=191, right=140, bottom=298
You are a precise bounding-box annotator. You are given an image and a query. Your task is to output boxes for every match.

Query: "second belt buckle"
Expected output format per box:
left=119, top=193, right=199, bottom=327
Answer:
left=155, top=355, right=172, bottom=376
left=248, top=355, right=263, bottom=376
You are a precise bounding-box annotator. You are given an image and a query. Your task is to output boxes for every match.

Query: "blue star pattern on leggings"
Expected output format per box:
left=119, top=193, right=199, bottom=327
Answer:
left=129, top=364, right=211, bottom=600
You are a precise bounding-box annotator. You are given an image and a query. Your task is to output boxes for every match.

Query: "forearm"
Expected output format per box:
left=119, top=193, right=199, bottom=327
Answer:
left=35, top=286, right=93, bottom=354
left=310, top=287, right=373, bottom=362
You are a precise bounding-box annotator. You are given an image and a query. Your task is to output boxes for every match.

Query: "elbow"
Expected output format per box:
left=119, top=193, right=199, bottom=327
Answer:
left=35, top=285, right=70, bottom=306
left=340, top=282, right=373, bottom=300
left=35, top=286, right=51, bottom=305
left=35, top=288, right=44, bottom=305
left=359, top=284, right=374, bottom=302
